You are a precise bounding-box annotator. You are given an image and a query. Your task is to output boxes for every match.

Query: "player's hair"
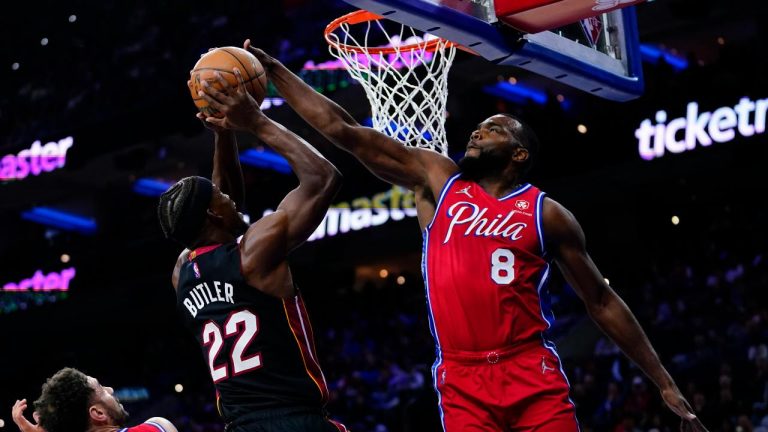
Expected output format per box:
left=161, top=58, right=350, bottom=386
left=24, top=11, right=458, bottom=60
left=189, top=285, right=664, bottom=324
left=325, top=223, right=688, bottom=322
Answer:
left=33, top=367, right=94, bottom=432
left=500, top=113, right=539, bottom=176
left=158, top=176, right=214, bottom=248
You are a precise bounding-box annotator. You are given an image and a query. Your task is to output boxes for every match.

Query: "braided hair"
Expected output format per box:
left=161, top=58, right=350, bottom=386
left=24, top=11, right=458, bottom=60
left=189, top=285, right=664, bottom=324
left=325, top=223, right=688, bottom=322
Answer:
left=158, top=176, right=214, bottom=248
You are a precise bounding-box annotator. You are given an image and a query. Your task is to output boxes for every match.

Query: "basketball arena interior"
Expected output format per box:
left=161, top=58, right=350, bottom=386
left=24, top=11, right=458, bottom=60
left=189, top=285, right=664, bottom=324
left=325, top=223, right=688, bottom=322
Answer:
left=1, top=1, right=767, bottom=431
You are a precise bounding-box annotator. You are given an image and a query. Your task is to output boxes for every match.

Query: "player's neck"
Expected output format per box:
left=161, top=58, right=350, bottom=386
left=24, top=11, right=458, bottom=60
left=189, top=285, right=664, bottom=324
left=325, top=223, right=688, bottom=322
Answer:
left=475, top=172, right=523, bottom=199
left=197, top=229, right=237, bottom=247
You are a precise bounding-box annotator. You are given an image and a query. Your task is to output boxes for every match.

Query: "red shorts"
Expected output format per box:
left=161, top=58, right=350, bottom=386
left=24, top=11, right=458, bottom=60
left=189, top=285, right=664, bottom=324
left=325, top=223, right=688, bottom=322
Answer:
left=433, top=340, right=580, bottom=432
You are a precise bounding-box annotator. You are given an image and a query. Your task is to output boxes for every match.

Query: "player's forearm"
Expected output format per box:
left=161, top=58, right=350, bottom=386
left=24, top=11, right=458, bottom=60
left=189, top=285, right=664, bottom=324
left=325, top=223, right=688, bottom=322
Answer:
left=250, top=115, right=341, bottom=190
left=212, top=130, right=245, bottom=208
left=589, top=290, right=676, bottom=391
left=269, top=61, right=361, bottom=150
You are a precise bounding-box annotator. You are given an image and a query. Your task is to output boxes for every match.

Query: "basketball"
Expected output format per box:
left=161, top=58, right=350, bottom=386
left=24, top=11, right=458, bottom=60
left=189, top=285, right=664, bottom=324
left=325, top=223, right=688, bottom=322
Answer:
left=189, top=47, right=268, bottom=117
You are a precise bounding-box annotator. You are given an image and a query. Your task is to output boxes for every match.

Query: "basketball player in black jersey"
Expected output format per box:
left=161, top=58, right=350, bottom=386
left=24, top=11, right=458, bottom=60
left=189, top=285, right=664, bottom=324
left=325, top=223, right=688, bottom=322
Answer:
left=158, top=70, right=347, bottom=432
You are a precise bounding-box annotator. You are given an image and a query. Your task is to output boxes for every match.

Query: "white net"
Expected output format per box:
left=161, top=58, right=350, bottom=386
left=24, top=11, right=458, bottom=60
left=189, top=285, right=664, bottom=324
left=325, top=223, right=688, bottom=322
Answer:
left=326, top=12, right=456, bottom=155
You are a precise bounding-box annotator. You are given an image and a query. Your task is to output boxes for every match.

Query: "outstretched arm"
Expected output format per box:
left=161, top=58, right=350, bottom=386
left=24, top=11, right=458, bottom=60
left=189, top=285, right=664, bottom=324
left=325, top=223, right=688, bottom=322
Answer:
left=542, top=198, right=708, bottom=432
left=244, top=41, right=456, bottom=192
left=199, top=69, right=341, bottom=295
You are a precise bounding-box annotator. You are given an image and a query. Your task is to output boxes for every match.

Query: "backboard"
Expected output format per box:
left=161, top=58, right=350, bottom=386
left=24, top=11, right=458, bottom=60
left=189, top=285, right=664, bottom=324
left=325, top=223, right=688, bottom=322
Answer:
left=341, top=0, right=645, bottom=101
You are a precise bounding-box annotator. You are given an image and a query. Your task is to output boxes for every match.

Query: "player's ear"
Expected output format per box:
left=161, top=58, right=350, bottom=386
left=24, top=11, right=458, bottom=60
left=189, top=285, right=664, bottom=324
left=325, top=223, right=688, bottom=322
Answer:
left=89, top=404, right=108, bottom=424
left=512, top=146, right=529, bottom=163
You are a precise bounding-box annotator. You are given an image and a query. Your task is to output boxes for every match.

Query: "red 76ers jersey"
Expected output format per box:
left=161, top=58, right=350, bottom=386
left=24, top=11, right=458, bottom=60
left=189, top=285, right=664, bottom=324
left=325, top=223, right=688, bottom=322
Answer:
left=423, top=174, right=553, bottom=352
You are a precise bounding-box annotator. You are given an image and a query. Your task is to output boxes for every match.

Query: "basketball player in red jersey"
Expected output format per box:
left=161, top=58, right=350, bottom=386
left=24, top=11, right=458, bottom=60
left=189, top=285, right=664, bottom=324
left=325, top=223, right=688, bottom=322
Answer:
left=246, top=41, right=708, bottom=432
left=11, top=367, right=177, bottom=432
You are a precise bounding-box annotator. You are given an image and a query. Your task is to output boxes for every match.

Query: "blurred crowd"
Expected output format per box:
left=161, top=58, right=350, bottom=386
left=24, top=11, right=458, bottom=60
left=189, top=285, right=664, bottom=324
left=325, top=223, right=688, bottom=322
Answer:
left=118, top=203, right=767, bottom=432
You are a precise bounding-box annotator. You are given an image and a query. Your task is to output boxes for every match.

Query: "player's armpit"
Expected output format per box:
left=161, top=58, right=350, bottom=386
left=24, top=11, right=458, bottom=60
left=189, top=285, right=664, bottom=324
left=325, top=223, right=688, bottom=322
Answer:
left=541, top=197, right=610, bottom=309
left=238, top=211, right=293, bottom=297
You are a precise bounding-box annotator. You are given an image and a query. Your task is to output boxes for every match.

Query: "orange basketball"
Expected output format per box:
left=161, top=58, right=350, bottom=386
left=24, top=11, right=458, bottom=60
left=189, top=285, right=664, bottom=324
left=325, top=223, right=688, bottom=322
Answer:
left=189, top=47, right=268, bottom=117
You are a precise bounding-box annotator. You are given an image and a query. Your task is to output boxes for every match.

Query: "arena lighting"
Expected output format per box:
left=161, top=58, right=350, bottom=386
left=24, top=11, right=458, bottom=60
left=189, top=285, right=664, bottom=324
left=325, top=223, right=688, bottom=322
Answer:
left=483, top=81, right=548, bottom=106
left=263, top=185, right=418, bottom=241
left=21, top=207, right=97, bottom=234
left=639, top=44, right=688, bottom=71
left=239, top=149, right=292, bottom=174
left=0, top=136, right=73, bottom=181
left=133, top=178, right=174, bottom=197
left=379, top=269, right=389, bottom=278
left=636, top=96, right=768, bottom=160
left=2, top=268, right=76, bottom=292
left=259, top=97, right=284, bottom=110
left=362, top=117, right=434, bottom=142
left=303, top=34, right=437, bottom=71
left=114, top=388, right=150, bottom=403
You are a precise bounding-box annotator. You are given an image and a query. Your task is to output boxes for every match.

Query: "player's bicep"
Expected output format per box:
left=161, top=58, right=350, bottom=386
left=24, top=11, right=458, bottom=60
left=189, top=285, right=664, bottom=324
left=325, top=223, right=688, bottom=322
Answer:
left=543, top=198, right=609, bottom=306
left=240, top=212, right=289, bottom=279
left=275, top=183, right=336, bottom=251
left=341, top=125, right=443, bottom=189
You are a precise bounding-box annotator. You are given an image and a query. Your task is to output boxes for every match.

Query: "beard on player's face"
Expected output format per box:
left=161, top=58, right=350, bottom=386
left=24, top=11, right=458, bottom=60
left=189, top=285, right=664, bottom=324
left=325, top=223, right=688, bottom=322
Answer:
left=458, top=147, right=512, bottom=180
left=107, top=403, right=130, bottom=426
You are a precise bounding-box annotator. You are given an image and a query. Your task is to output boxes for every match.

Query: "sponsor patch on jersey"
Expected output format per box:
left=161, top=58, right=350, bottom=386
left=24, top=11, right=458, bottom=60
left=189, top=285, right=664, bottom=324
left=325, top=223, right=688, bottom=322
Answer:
left=515, top=200, right=530, bottom=211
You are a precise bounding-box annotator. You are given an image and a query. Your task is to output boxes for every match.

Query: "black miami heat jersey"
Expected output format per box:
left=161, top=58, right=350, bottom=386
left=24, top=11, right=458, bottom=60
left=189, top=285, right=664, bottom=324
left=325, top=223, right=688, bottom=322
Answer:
left=176, top=241, right=329, bottom=421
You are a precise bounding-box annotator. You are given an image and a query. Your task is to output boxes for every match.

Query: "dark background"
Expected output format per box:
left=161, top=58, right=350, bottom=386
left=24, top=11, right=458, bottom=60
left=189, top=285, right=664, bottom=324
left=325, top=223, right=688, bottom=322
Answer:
left=1, top=1, right=767, bottom=431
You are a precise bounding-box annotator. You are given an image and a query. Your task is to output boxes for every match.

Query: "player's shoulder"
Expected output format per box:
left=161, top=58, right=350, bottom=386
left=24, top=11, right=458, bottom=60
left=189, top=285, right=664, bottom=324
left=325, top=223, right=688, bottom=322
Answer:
left=541, top=196, right=584, bottom=243
left=121, top=417, right=176, bottom=432
left=176, top=249, right=190, bottom=265
left=171, top=249, right=191, bottom=290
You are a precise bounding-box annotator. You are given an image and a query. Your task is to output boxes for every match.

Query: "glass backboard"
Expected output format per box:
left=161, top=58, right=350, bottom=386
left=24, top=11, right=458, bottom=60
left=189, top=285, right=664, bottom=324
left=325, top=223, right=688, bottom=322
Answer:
left=341, top=0, right=644, bottom=101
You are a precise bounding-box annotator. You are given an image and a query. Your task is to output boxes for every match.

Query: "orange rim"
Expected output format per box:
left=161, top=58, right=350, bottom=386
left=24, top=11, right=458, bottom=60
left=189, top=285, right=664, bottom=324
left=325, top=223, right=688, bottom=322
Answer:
left=324, top=10, right=457, bottom=55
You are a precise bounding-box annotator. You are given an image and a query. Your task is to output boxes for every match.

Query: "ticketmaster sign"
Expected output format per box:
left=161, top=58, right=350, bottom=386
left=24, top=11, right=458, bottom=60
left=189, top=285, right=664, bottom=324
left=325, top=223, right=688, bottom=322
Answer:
left=636, top=97, right=767, bottom=160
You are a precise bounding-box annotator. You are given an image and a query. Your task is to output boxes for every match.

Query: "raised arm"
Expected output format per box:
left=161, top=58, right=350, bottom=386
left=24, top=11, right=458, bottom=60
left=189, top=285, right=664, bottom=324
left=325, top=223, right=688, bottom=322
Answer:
left=210, top=125, right=245, bottom=208
left=542, top=198, right=708, bottom=432
left=188, top=79, right=246, bottom=208
left=244, top=41, right=456, bottom=192
left=199, top=69, right=341, bottom=295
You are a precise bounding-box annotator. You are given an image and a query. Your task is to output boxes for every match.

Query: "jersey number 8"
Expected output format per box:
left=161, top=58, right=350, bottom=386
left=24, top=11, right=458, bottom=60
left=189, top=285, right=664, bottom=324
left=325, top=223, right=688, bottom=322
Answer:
left=491, top=248, right=516, bottom=284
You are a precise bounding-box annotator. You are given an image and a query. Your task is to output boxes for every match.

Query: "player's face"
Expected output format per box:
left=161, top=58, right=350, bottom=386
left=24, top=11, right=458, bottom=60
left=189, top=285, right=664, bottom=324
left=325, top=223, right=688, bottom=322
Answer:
left=87, top=376, right=129, bottom=426
left=459, top=115, right=522, bottom=177
left=465, top=115, right=520, bottom=160
left=210, top=185, right=248, bottom=235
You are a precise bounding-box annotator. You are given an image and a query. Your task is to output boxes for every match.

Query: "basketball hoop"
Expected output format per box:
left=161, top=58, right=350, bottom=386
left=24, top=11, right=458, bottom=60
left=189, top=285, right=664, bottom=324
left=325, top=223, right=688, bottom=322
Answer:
left=325, top=10, right=457, bottom=154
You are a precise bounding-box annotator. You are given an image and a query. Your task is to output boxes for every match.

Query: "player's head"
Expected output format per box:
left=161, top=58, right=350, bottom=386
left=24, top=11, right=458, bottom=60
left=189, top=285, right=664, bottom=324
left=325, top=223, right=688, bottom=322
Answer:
left=158, top=176, right=247, bottom=248
left=33, top=367, right=129, bottom=432
left=459, top=113, right=539, bottom=180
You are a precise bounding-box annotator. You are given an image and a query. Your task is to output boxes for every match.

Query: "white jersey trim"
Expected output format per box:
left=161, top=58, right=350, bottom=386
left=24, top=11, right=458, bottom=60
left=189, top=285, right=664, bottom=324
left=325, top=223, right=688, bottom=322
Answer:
left=426, top=172, right=462, bottom=231
left=144, top=421, right=167, bottom=432
left=498, top=183, right=532, bottom=201
left=535, top=191, right=547, bottom=256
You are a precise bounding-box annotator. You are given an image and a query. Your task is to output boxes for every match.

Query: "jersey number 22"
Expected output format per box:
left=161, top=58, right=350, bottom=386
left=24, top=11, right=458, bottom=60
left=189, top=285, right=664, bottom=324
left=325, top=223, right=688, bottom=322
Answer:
left=202, top=309, right=262, bottom=383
